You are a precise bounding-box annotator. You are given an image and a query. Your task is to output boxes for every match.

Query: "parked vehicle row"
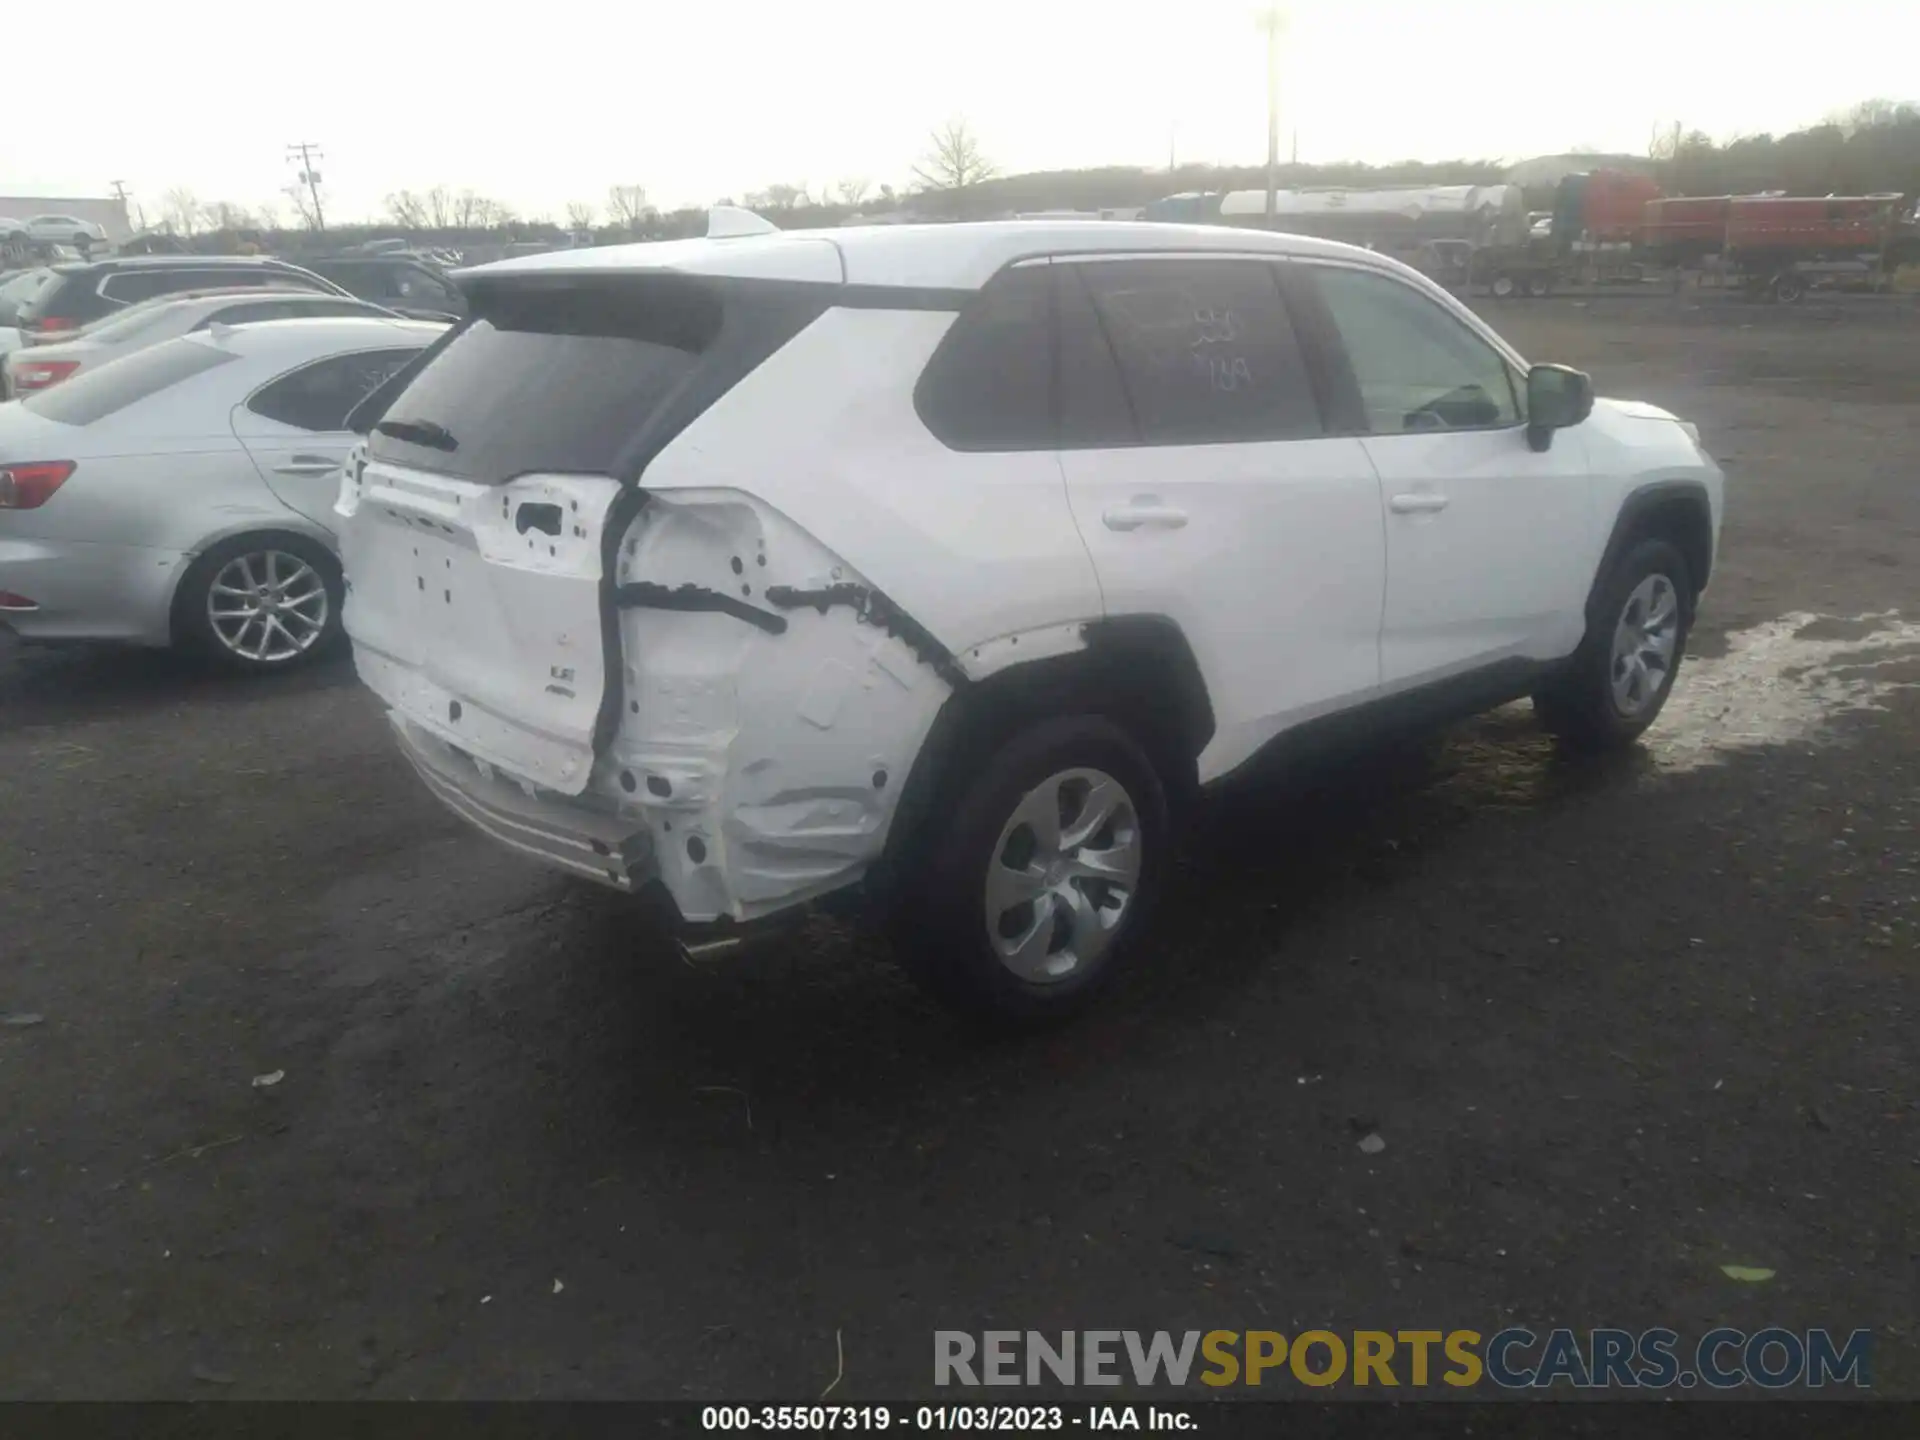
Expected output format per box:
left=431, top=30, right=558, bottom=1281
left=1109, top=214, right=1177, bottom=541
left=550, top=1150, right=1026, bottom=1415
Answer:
left=327, top=216, right=1724, bottom=1023
left=0, top=317, right=443, bottom=668
left=1, top=287, right=399, bottom=397
left=8, top=254, right=351, bottom=343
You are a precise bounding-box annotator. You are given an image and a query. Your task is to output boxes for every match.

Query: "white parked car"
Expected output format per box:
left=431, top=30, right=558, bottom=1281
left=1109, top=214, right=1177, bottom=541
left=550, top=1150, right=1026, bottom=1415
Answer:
left=26, top=214, right=109, bottom=248
left=0, top=317, right=443, bottom=670
left=1, top=287, right=399, bottom=397
left=0, top=218, right=28, bottom=241
left=338, top=218, right=1723, bottom=1023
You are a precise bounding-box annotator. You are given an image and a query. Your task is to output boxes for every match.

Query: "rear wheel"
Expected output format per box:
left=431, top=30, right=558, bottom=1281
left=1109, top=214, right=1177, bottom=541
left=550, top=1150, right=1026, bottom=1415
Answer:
left=1526, top=272, right=1554, bottom=298
left=175, top=532, right=343, bottom=674
left=890, top=715, right=1170, bottom=1027
left=1534, top=537, right=1692, bottom=751
left=1490, top=273, right=1517, bottom=298
left=1771, top=272, right=1807, bottom=303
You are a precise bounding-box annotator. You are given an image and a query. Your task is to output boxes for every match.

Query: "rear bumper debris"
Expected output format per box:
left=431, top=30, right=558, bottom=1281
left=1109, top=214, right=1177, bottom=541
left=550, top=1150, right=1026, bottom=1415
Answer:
left=390, top=713, right=653, bottom=890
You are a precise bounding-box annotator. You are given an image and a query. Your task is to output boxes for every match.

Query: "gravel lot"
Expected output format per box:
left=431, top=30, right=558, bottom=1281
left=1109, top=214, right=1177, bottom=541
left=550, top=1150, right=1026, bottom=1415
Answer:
left=2, top=295, right=1917, bottom=1400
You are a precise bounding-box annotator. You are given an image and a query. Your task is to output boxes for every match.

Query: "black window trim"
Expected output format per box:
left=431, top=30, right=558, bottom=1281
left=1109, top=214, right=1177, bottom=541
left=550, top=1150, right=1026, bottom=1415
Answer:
left=242, top=344, right=425, bottom=434
left=1290, top=256, right=1531, bottom=437
left=918, top=247, right=1428, bottom=456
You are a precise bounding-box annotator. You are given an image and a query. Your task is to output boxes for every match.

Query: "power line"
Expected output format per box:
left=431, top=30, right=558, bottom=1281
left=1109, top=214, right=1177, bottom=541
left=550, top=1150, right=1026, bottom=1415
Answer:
left=286, top=142, right=327, bottom=232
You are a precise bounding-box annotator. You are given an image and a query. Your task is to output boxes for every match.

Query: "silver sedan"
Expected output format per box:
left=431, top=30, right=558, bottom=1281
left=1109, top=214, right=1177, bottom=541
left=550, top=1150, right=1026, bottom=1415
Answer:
left=0, top=315, right=443, bottom=671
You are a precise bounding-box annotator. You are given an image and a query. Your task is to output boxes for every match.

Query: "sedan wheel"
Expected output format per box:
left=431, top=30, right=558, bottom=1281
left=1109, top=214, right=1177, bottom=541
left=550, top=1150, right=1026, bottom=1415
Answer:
left=179, top=534, right=343, bottom=673
left=208, top=550, right=332, bottom=664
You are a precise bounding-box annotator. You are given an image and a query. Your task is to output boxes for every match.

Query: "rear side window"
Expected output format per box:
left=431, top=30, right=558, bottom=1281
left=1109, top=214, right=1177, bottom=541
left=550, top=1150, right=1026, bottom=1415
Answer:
left=0, top=268, right=53, bottom=325
left=23, top=338, right=237, bottom=426
left=368, top=277, right=725, bottom=483
left=914, top=264, right=1052, bottom=451
left=16, top=272, right=110, bottom=327
left=248, top=348, right=422, bottom=432
left=1074, top=258, right=1323, bottom=445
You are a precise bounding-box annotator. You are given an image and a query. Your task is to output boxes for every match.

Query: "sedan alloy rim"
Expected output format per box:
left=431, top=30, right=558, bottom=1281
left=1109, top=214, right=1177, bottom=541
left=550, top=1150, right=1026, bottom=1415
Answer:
left=207, top=551, right=329, bottom=664
left=984, top=766, right=1143, bottom=983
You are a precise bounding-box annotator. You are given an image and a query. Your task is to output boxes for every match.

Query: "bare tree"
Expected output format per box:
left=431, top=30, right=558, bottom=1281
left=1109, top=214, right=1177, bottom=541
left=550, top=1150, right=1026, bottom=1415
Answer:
left=1830, top=97, right=1920, bottom=136
left=423, top=186, right=457, bottom=229
left=565, top=200, right=598, bottom=230
left=282, top=182, right=323, bottom=231
left=913, top=119, right=996, bottom=191
left=749, top=182, right=810, bottom=210
left=832, top=177, right=872, bottom=206
left=205, top=201, right=258, bottom=232
left=161, top=187, right=205, bottom=236
left=607, top=184, right=650, bottom=229
left=386, top=190, right=430, bottom=228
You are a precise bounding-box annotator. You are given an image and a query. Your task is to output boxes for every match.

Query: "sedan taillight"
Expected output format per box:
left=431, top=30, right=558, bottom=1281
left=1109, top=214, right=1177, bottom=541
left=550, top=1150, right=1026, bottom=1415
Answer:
left=0, top=462, right=76, bottom=510
left=9, top=359, right=80, bottom=393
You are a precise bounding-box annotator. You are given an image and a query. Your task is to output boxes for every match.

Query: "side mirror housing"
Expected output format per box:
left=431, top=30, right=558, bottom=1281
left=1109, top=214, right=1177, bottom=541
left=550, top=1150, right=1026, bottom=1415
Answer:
left=1525, top=363, right=1594, bottom=451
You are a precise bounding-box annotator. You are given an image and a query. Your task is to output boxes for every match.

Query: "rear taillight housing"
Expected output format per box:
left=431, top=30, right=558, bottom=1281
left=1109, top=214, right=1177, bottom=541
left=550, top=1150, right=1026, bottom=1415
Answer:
left=26, top=317, right=79, bottom=337
left=9, top=359, right=80, bottom=393
left=0, top=462, right=76, bottom=510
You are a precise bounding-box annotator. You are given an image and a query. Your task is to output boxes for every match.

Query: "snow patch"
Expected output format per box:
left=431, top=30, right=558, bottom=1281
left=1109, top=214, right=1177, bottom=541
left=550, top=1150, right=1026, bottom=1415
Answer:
left=1655, top=611, right=1920, bottom=770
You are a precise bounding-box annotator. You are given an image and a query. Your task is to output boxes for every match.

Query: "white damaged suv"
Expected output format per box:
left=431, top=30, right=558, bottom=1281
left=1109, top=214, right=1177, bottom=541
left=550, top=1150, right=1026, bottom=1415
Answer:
left=337, top=216, right=1723, bottom=1024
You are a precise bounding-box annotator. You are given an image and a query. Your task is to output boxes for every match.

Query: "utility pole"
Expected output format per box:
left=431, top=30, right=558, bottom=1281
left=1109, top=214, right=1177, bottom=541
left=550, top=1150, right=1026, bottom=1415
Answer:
left=286, top=142, right=327, bottom=232
left=1258, top=6, right=1286, bottom=225
left=108, top=179, right=137, bottom=234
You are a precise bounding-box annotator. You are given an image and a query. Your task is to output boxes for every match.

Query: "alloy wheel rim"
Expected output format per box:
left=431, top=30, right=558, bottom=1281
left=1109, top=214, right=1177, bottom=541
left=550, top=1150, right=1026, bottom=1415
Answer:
left=984, top=766, right=1143, bottom=983
left=207, top=550, right=329, bottom=664
left=1609, top=572, right=1679, bottom=716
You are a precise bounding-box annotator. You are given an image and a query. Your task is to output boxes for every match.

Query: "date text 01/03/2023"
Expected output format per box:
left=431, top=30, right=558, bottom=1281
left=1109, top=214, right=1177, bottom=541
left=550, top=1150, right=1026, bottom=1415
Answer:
left=700, top=1405, right=1194, bottom=1432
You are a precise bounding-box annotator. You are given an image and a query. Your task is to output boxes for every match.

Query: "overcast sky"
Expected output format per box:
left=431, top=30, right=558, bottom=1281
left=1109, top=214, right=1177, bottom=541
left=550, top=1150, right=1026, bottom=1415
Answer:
left=4, top=0, right=1911, bottom=225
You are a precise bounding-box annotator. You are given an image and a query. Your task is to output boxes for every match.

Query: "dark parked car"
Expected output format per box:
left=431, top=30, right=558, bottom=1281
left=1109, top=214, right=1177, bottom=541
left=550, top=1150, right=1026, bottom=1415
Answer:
left=9, top=255, right=351, bottom=342
left=301, top=256, right=466, bottom=321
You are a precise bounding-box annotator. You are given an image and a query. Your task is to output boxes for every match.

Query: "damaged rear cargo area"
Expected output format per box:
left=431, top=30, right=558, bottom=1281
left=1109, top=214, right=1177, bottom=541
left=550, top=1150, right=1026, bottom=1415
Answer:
left=340, top=264, right=972, bottom=922
left=601, top=489, right=954, bottom=919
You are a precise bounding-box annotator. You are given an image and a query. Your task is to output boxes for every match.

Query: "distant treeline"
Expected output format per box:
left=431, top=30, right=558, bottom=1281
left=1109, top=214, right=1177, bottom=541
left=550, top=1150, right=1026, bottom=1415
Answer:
left=158, top=102, right=1920, bottom=257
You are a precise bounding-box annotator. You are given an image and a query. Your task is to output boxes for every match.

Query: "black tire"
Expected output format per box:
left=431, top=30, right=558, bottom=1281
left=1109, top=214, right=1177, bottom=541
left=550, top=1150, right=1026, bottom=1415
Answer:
left=889, top=714, right=1171, bottom=1028
left=1526, top=272, right=1554, bottom=298
left=173, top=531, right=345, bottom=675
left=1534, top=537, right=1693, bottom=752
left=1490, top=274, right=1517, bottom=298
left=1772, top=272, right=1806, bottom=304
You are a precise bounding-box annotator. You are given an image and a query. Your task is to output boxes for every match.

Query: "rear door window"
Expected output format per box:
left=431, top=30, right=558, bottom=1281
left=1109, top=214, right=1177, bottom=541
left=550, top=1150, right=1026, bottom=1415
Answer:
left=368, top=277, right=725, bottom=484
left=248, top=348, right=422, bottom=432
left=22, top=338, right=238, bottom=425
left=1072, top=258, right=1324, bottom=445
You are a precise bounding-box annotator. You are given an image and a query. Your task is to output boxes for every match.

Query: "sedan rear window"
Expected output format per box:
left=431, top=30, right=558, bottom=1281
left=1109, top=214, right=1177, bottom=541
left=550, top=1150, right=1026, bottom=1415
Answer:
left=23, top=338, right=237, bottom=426
left=367, top=277, right=724, bottom=484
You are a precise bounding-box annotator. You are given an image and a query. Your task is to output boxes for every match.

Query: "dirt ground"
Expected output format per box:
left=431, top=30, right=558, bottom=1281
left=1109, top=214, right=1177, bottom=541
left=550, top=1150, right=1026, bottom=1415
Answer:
left=1, top=294, right=1916, bottom=1400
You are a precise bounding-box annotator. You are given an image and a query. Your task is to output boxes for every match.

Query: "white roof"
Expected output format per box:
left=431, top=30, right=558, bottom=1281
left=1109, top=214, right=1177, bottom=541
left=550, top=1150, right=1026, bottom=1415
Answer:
left=459, top=220, right=1397, bottom=292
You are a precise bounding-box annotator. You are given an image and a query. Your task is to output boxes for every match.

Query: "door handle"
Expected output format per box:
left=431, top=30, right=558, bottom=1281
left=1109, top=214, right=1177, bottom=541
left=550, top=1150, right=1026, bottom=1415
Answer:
left=1102, top=502, right=1189, bottom=531
left=273, top=455, right=342, bottom=476
left=1389, top=493, right=1450, bottom=514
